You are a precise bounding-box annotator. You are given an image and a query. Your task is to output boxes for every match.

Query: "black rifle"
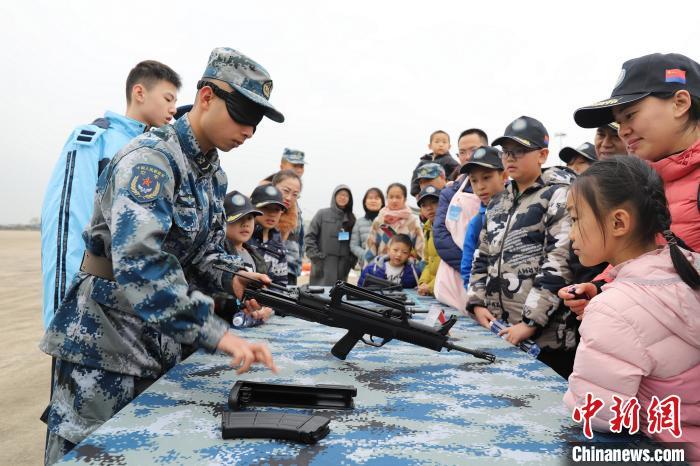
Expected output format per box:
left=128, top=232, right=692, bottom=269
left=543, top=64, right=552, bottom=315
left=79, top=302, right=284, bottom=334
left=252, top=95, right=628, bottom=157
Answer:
left=243, top=280, right=495, bottom=362
left=361, top=274, right=403, bottom=292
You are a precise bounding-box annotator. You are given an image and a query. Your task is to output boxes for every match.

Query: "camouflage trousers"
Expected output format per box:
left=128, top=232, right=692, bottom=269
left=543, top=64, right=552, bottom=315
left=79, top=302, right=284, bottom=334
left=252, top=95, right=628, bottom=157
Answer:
left=44, top=359, right=155, bottom=465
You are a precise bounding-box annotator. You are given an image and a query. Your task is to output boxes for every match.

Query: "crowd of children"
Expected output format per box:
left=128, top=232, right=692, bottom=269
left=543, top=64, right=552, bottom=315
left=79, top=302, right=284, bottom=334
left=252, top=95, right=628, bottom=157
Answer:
left=217, top=52, right=700, bottom=457
left=35, top=39, right=700, bottom=466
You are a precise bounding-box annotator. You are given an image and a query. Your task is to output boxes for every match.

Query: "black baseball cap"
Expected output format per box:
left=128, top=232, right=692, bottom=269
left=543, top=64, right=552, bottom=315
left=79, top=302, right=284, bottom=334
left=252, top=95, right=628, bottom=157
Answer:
left=574, top=53, right=700, bottom=128
left=224, top=191, right=262, bottom=223
left=416, top=185, right=441, bottom=206
left=460, top=146, right=504, bottom=174
left=559, top=142, right=598, bottom=165
left=250, top=185, right=287, bottom=211
left=492, top=116, right=549, bottom=150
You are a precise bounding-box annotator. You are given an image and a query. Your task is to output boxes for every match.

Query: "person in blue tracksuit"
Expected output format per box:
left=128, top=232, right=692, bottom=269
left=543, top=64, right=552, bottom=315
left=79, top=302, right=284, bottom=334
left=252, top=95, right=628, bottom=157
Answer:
left=40, top=60, right=181, bottom=328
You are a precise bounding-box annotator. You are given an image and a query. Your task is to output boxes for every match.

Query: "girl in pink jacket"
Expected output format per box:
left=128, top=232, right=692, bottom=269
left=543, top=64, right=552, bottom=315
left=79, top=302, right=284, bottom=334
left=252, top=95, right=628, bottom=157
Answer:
left=563, top=156, right=700, bottom=459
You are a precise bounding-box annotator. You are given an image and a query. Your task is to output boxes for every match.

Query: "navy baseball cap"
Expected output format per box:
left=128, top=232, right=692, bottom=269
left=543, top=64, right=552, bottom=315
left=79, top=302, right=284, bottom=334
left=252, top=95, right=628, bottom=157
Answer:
left=574, top=53, right=700, bottom=128
left=416, top=185, right=441, bottom=206
left=250, top=185, right=287, bottom=210
left=224, top=191, right=262, bottom=223
left=460, top=146, right=504, bottom=174
left=559, top=142, right=598, bottom=164
left=492, top=116, right=549, bottom=149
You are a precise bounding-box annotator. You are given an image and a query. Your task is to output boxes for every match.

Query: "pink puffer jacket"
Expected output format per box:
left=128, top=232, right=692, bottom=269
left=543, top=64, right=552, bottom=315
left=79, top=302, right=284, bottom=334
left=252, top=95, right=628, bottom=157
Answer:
left=564, top=247, right=700, bottom=460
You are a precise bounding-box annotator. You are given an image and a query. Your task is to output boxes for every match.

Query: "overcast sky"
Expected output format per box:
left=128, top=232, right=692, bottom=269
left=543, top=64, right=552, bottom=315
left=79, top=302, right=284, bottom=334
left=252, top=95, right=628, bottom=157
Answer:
left=1, top=0, right=698, bottom=224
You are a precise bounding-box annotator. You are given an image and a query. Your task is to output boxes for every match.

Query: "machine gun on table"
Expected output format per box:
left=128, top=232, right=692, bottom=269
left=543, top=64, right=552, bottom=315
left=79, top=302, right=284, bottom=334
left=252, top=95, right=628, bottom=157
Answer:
left=242, top=279, right=495, bottom=363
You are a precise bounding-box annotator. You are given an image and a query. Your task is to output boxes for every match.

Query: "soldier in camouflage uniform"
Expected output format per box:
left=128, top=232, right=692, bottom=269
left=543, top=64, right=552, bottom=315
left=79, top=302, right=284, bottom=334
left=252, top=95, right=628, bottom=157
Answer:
left=39, top=47, right=283, bottom=464
left=466, top=116, right=577, bottom=378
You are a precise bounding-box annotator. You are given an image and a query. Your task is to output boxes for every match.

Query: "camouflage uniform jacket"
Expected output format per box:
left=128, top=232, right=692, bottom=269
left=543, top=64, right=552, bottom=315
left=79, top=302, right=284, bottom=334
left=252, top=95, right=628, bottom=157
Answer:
left=467, top=167, right=576, bottom=350
left=40, top=115, right=242, bottom=378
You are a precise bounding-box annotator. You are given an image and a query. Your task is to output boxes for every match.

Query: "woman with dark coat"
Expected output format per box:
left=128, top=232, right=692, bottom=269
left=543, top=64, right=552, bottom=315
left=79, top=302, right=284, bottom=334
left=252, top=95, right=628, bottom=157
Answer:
left=350, top=187, right=385, bottom=269
left=304, top=185, right=357, bottom=285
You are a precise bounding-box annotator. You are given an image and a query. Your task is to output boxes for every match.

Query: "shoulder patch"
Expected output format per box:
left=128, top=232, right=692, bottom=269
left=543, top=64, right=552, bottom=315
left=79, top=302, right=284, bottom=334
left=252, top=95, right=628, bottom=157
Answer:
left=128, top=164, right=169, bottom=203
left=72, top=124, right=107, bottom=146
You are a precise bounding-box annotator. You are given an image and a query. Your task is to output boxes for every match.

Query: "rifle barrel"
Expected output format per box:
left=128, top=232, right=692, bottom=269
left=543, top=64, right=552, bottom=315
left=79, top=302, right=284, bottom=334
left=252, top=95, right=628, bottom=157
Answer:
left=444, top=342, right=496, bottom=363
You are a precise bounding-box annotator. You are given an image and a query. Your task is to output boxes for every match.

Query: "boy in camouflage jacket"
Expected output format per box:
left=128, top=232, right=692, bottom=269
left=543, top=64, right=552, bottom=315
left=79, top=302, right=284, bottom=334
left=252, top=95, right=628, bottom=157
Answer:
left=467, top=116, right=576, bottom=378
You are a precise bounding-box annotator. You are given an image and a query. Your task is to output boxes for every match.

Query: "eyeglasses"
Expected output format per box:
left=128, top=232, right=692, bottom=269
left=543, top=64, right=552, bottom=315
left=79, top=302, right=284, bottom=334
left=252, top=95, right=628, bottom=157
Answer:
left=501, top=147, right=537, bottom=159
left=279, top=187, right=301, bottom=200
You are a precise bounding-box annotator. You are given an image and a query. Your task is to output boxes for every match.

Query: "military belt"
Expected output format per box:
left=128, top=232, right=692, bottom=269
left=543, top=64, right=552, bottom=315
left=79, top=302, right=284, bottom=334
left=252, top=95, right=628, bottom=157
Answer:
left=80, top=251, right=115, bottom=281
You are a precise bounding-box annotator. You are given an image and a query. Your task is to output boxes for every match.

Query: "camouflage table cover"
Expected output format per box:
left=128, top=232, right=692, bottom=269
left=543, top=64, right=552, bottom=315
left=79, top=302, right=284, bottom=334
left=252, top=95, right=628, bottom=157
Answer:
left=56, top=291, right=587, bottom=465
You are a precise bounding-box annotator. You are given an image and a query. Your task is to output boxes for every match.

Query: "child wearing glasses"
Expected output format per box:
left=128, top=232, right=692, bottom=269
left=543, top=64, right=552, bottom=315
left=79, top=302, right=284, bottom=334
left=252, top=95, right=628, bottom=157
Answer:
left=466, top=116, right=578, bottom=378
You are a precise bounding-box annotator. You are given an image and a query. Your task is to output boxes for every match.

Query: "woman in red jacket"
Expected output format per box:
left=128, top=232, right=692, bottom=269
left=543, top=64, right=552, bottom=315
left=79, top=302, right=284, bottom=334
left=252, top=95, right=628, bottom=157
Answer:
left=574, top=52, right=700, bottom=250
left=561, top=52, right=700, bottom=313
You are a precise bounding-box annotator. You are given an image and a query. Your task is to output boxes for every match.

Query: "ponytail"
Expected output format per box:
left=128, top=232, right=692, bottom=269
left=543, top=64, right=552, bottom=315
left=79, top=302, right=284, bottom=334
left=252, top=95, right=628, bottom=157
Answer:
left=663, top=230, right=700, bottom=290
left=653, top=189, right=699, bottom=290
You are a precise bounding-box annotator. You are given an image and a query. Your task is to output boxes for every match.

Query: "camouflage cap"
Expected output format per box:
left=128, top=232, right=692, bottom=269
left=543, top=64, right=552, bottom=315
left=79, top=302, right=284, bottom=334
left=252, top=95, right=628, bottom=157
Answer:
left=202, top=47, right=284, bottom=123
left=414, top=163, right=445, bottom=180
left=282, top=148, right=306, bottom=165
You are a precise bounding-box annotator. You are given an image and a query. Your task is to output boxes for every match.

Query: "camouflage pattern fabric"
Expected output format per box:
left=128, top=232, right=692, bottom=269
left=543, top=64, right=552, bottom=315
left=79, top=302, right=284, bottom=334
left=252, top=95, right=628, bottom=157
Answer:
left=414, top=162, right=445, bottom=180
left=202, top=47, right=283, bottom=122
left=282, top=148, right=306, bottom=164
left=41, top=115, right=241, bottom=378
left=45, top=359, right=151, bottom=465
left=54, top=290, right=601, bottom=465
left=40, top=115, right=246, bottom=464
left=467, top=167, right=577, bottom=350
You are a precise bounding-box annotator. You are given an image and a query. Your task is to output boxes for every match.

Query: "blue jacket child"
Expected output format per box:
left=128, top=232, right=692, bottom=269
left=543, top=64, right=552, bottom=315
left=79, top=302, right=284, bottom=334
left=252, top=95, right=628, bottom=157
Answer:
left=461, top=204, right=486, bottom=287
left=359, top=255, right=423, bottom=289
left=358, top=234, right=424, bottom=290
